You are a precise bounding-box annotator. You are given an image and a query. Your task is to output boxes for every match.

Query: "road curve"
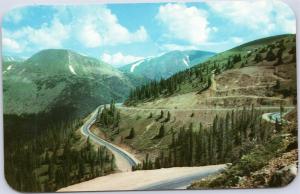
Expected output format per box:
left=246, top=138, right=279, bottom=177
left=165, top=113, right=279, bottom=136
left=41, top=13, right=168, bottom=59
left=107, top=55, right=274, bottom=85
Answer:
left=119, top=106, right=295, bottom=112
left=80, top=106, right=140, bottom=171
left=58, top=164, right=227, bottom=191
left=262, top=107, right=294, bottom=124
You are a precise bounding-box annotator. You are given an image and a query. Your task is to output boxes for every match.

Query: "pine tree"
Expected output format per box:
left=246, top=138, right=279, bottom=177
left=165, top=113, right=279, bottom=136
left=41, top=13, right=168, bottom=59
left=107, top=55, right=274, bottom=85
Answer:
left=163, top=111, right=171, bottom=122
left=275, top=48, right=283, bottom=65
left=78, top=158, right=85, bottom=180
left=44, top=151, right=50, bottom=164
left=86, top=136, right=91, bottom=151
left=275, top=118, right=281, bottom=132
left=126, top=128, right=135, bottom=139
left=254, top=53, right=263, bottom=63
left=266, top=48, right=276, bottom=61
left=156, top=110, right=164, bottom=121
left=115, top=111, right=121, bottom=127
left=110, top=155, right=115, bottom=171
left=280, top=103, right=285, bottom=124
left=154, top=125, right=165, bottom=139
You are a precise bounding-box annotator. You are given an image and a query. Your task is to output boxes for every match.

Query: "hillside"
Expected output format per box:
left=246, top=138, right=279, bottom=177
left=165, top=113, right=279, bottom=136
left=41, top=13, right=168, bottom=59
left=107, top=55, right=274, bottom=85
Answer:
left=3, top=34, right=297, bottom=191
left=89, top=34, right=297, bottom=187
left=125, top=34, right=296, bottom=108
left=3, top=49, right=136, bottom=118
left=2, top=49, right=151, bottom=144
left=120, top=50, right=215, bottom=80
left=189, top=111, right=298, bottom=189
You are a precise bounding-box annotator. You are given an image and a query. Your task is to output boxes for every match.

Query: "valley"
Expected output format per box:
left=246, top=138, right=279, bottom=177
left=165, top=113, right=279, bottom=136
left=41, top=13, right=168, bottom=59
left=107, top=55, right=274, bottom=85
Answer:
left=3, top=34, right=298, bottom=192
left=2, top=2, right=298, bottom=192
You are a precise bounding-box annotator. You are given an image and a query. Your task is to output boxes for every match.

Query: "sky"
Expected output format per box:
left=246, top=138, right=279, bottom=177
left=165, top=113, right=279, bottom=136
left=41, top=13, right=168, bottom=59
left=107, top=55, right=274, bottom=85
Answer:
left=1, top=0, right=296, bottom=67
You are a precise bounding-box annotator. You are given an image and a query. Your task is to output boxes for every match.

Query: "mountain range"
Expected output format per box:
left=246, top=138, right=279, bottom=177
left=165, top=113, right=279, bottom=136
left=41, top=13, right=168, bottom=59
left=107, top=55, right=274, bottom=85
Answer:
left=3, top=49, right=215, bottom=121
left=120, top=50, right=215, bottom=80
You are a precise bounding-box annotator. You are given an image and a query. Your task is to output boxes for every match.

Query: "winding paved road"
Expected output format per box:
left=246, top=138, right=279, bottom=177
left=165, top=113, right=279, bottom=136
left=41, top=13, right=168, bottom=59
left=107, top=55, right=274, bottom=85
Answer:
left=80, top=105, right=140, bottom=171
left=57, top=105, right=229, bottom=191
left=61, top=104, right=295, bottom=191
left=262, top=107, right=293, bottom=124
left=119, top=106, right=295, bottom=112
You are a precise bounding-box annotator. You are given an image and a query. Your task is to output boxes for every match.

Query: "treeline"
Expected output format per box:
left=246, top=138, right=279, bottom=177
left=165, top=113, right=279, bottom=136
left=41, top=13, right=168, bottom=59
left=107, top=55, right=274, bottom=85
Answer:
left=253, top=39, right=287, bottom=64
left=5, top=119, right=115, bottom=192
left=125, top=53, right=242, bottom=104
left=133, top=106, right=275, bottom=170
left=98, top=100, right=120, bottom=129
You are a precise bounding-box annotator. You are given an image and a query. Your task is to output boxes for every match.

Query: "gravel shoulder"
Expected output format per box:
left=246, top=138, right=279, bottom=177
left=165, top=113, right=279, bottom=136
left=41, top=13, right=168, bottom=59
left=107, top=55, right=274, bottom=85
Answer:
left=58, top=164, right=227, bottom=191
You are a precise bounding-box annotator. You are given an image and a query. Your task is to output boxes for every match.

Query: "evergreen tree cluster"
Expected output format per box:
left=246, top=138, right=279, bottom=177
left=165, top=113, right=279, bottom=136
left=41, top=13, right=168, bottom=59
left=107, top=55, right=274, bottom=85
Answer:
left=254, top=41, right=287, bottom=64
left=126, top=72, right=192, bottom=103
left=133, top=106, right=274, bottom=170
left=231, top=54, right=242, bottom=64
left=98, top=100, right=121, bottom=129
left=126, top=128, right=135, bottom=139
left=265, top=48, right=277, bottom=61
left=126, top=52, right=245, bottom=104
left=5, top=120, right=115, bottom=192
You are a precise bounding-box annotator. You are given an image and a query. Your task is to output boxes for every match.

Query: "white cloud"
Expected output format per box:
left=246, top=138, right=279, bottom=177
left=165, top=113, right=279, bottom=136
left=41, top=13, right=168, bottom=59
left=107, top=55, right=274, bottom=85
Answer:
left=3, top=17, right=69, bottom=52
left=74, top=6, right=148, bottom=48
left=156, top=3, right=213, bottom=45
left=78, top=24, right=102, bottom=48
left=2, top=37, right=22, bottom=52
left=207, top=0, right=295, bottom=34
left=101, top=52, right=143, bottom=67
left=160, top=40, right=231, bottom=53
left=3, top=6, right=148, bottom=54
left=231, top=37, right=244, bottom=44
left=26, top=18, right=70, bottom=48
left=161, top=44, right=199, bottom=51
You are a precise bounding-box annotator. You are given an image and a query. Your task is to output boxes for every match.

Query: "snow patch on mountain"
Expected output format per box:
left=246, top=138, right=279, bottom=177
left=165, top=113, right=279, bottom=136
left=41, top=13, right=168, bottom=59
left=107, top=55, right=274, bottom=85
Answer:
left=3, top=56, right=24, bottom=62
left=7, top=65, right=12, bottom=71
left=130, top=60, right=144, bottom=72
left=6, top=57, right=15, bottom=62
left=182, top=55, right=190, bottom=67
left=67, top=52, right=77, bottom=75
left=69, top=65, right=77, bottom=75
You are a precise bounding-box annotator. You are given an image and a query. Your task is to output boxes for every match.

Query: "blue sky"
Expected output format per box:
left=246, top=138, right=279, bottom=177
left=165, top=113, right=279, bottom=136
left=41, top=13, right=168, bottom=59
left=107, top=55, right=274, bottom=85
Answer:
left=2, top=0, right=296, bottom=67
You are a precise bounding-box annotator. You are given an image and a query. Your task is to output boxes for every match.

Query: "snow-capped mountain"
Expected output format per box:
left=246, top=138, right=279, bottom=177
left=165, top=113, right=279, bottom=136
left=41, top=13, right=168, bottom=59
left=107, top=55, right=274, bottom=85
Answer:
left=120, top=50, right=215, bottom=80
